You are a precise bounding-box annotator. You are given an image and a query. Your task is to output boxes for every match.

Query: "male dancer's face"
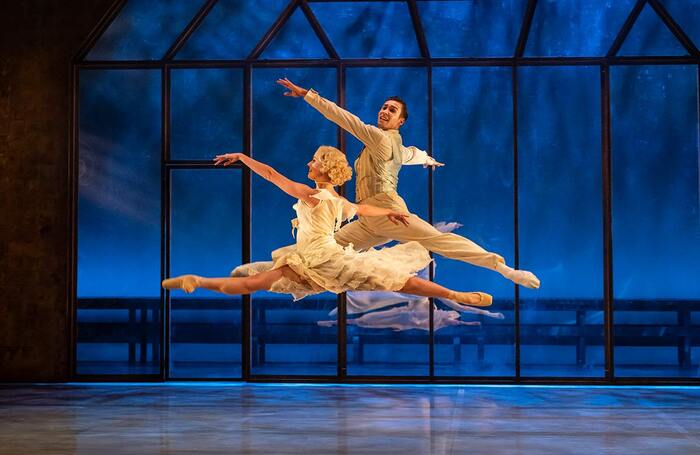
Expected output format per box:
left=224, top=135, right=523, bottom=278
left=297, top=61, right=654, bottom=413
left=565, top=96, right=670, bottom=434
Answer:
left=377, top=100, right=405, bottom=131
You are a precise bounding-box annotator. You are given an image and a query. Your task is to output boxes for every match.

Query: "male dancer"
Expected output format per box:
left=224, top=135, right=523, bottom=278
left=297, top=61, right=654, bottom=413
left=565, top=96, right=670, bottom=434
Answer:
left=276, top=78, right=540, bottom=288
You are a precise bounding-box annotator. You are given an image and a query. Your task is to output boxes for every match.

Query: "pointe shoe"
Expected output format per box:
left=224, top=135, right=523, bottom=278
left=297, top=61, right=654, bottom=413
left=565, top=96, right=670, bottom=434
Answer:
left=510, top=270, right=540, bottom=289
left=448, top=291, right=493, bottom=307
left=161, top=275, right=200, bottom=293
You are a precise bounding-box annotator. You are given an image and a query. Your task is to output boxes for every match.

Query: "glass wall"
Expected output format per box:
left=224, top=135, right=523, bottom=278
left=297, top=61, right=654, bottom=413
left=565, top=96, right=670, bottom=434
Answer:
left=250, top=67, right=339, bottom=376
left=611, top=65, right=700, bottom=378
left=77, top=69, right=161, bottom=375
left=169, top=169, right=243, bottom=378
left=345, top=67, right=430, bottom=376
left=75, top=0, right=700, bottom=382
left=518, top=66, right=605, bottom=377
left=432, top=66, right=515, bottom=377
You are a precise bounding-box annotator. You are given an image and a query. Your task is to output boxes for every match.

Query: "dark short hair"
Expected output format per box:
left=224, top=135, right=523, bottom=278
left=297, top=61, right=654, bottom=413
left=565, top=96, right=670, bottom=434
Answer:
left=385, top=96, right=408, bottom=121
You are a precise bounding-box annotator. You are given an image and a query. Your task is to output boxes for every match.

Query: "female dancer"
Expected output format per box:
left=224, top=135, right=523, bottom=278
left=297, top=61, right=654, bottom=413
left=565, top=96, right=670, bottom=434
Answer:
left=162, top=146, right=492, bottom=307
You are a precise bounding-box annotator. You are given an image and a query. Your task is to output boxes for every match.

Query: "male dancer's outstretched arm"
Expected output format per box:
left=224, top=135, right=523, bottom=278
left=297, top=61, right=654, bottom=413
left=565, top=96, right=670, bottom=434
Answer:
left=278, top=78, right=393, bottom=160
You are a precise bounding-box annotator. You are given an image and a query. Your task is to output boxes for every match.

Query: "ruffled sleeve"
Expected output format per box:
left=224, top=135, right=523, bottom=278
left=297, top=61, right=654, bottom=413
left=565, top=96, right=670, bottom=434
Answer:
left=341, top=199, right=357, bottom=222
left=310, top=189, right=356, bottom=231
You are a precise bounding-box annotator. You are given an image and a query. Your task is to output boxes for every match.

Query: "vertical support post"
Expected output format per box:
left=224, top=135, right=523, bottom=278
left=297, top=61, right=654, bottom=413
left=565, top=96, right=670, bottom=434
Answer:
left=512, top=65, right=521, bottom=381
left=242, top=64, right=253, bottom=380
left=427, top=64, right=435, bottom=379
left=337, top=63, right=347, bottom=380
left=601, top=65, right=615, bottom=382
left=161, top=65, right=171, bottom=380
left=68, top=65, right=79, bottom=379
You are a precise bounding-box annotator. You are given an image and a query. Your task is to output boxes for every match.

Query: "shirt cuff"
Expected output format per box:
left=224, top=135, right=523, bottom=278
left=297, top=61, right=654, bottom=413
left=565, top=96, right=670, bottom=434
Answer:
left=304, top=88, right=320, bottom=105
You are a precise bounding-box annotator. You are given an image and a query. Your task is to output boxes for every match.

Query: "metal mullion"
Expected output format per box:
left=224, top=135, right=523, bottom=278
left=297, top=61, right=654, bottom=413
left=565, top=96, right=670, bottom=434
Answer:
left=74, top=0, right=128, bottom=61
left=609, top=56, right=700, bottom=65
left=165, top=162, right=246, bottom=169
left=601, top=65, right=614, bottom=382
left=248, top=0, right=299, bottom=60
left=300, top=0, right=339, bottom=59
left=337, top=64, right=347, bottom=380
left=512, top=66, right=521, bottom=381
left=407, top=0, right=430, bottom=60
left=161, top=66, right=171, bottom=380
left=251, top=60, right=339, bottom=68
left=647, top=0, right=700, bottom=57
left=168, top=61, right=247, bottom=69
left=68, top=66, right=80, bottom=380
left=242, top=64, right=253, bottom=380
left=77, top=61, right=165, bottom=69
left=515, top=0, right=537, bottom=57
left=74, top=57, right=700, bottom=71
left=607, top=0, right=647, bottom=57
left=427, top=64, right=434, bottom=378
left=163, top=0, right=219, bottom=61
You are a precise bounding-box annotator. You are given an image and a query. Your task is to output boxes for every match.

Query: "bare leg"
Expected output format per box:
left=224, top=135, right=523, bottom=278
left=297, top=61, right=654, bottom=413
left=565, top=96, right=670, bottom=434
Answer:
left=163, top=266, right=302, bottom=295
left=397, top=277, right=492, bottom=307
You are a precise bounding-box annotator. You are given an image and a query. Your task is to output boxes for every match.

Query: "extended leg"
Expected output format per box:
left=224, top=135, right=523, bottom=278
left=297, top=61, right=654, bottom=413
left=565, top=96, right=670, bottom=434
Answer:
left=365, top=213, right=540, bottom=289
left=162, top=266, right=302, bottom=295
left=397, top=276, right=492, bottom=307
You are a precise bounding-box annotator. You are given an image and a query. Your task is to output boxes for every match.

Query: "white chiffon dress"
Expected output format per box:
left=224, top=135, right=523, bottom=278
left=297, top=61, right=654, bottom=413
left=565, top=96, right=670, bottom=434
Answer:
left=231, top=188, right=432, bottom=300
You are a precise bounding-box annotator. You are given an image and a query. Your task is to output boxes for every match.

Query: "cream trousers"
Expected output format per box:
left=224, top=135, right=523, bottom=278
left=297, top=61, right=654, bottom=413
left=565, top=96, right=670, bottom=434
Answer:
left=334, top=192, right=505, bottom=270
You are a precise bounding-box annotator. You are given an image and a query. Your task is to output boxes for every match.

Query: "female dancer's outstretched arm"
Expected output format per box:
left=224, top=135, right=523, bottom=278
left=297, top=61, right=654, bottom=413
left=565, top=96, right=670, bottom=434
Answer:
left=214, top=152, right=318, bottom=205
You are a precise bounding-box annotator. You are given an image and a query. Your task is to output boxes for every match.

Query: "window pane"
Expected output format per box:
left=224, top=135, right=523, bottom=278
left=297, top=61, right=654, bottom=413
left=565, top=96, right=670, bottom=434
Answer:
left=177, top=0, right=289, bottom=60
left=343, top=67, right=429, bottom=377
left=417, top=0, right=526, bottom=57
left=345, top=67, right=429, bottom=220
left=618, top=4, right=688, bottom=56
left=77, top=69, right=161, bottom=375
left=261, top=8, right=329, bottom=59
left=525, top=0, right=636, bottom=57
left=659, top=0, right=700, bottom=52
left=611, top=65, right=700, bottom=378
left=87, top=0, right=206, bottom=60
left=518, top=66, right=604, bottom=377
left=169, top=169, right=243, bottom=378
left=251, top=67, right=339, bottom=376
left=432, top=67, right=515, bottom=377
left=170, top=69, right=243, bottom=160
left=310, top=2, right=420, bottom=58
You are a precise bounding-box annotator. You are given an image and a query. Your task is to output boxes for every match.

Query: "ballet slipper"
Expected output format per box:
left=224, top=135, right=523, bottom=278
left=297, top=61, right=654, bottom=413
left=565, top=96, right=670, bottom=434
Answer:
left=161, top=275, right=200, bottom=293
left=496, top=264, right=541, bottom=289
left=447, top=291, right=493, bottom=307
left=509, top=270, right=540, bottom=289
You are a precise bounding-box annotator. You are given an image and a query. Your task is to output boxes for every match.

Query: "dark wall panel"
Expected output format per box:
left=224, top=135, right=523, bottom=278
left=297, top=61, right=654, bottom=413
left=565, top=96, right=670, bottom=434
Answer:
left=0, top=0, right=116, bottom=380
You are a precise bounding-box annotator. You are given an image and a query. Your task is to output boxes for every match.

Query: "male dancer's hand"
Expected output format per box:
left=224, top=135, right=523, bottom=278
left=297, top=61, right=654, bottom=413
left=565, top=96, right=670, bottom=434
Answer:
left=277, top=78, right=308, bottom=97
left=387, top=212, right=410, bottom=227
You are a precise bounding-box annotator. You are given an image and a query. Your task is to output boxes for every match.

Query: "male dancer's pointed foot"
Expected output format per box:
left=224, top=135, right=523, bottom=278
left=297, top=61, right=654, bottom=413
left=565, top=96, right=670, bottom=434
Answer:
left=162, top=275, right=201, bottom=293
left=509, top=270, right=540, bottom=289
left=496, top=263, right=541, bottom=289
left=448, top=291, right=493, bottom=307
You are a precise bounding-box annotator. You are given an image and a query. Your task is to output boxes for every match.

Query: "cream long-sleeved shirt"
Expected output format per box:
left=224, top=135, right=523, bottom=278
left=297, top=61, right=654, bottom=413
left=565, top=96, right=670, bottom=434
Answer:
left=305, top=89, right=422, bottom=202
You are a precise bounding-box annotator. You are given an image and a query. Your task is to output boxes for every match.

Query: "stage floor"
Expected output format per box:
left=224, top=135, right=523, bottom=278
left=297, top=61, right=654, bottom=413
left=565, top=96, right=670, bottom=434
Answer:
left=1, top=384, right=699, bottom=454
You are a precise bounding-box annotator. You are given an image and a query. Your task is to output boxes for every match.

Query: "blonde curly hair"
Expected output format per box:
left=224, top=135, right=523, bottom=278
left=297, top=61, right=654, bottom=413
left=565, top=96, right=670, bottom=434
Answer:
left=313, top=145, right=352, bottom=186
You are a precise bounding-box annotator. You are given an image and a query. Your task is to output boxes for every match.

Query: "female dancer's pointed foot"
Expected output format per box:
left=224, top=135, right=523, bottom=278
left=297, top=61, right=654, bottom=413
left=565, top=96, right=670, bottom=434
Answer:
left=509, top=270, right=540, bottom=289
left=448, top=291, right=493, bottom=307
left=162, top=275, right=201, bottom=293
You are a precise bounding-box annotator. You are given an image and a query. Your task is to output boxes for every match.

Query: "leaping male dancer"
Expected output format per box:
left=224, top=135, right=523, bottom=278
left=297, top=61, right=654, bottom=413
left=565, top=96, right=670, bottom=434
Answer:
left=276, top=78, right=540, bottom=289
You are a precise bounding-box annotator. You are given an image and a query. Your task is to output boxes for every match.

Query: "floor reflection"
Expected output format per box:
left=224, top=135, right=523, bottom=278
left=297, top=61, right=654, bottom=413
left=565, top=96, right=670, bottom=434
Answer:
left=1, top=384, right=699, bottom=453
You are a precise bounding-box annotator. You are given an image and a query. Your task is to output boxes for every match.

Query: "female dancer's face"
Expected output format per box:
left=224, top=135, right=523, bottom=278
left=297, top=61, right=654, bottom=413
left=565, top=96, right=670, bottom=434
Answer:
left=307, top=154, right=330, bottom=183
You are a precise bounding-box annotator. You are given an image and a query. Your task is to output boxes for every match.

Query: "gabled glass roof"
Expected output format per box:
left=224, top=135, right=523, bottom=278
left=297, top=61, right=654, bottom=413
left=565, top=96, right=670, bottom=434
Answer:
left=83, top=0, right=698, bottom=61
left=310, top=1, right=420, bottom=58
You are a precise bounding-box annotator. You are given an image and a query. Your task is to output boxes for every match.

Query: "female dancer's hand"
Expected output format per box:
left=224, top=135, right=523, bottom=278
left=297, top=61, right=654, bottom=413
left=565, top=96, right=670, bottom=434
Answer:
left=276, top=78, right=308, bottom=97
left=387, top=212, right=410, bottom=227
left=213, top=153, right=241, bottom=166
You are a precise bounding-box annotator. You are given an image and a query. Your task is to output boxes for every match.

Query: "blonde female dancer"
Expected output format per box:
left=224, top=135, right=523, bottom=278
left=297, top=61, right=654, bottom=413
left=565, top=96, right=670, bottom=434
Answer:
left=162, top=146, right=492, bottom=307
